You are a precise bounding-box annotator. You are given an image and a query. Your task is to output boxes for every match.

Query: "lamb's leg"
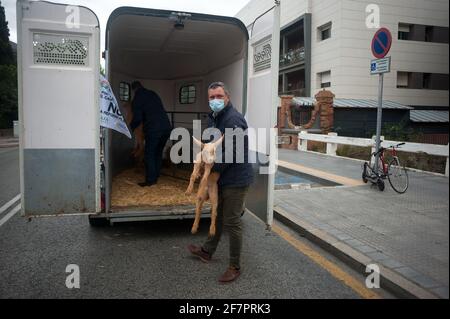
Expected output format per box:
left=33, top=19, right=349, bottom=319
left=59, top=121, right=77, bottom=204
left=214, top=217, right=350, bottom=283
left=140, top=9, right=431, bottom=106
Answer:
left=191, top=165, right=212, bottom=234
left=186, top=157, right=201, bottom=195
left=199, top=165, right=212, bottom=192
left=207, top=174, right=219, bottom=237
left=191, top=186, right=208, bottom=234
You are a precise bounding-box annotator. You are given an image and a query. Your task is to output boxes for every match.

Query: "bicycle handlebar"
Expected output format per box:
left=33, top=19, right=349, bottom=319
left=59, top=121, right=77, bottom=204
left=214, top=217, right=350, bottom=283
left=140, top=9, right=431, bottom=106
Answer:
left=372, top=142, right=405, bottom=156
left=372, top=147, right=385, bottom=156
left=388, top=142, right=405, bottom=149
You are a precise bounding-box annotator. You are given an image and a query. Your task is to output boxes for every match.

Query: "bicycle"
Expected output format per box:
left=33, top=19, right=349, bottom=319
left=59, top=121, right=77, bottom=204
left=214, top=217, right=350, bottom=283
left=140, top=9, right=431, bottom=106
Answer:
left=362, top=142, right=409, bottom=193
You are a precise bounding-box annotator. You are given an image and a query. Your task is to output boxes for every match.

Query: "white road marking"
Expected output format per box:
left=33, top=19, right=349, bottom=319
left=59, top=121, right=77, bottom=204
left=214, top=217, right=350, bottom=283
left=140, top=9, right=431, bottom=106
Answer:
left=0, top=194, right=20, bottom=216
left=0, top=204, right=21, bottom=228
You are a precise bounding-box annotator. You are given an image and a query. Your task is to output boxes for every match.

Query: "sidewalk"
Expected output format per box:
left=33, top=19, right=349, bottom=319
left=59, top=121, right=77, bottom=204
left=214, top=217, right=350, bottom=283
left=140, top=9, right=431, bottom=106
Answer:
left=275, top=149, right=449, bottom=299
left=0, top=137, right=19, bottom=148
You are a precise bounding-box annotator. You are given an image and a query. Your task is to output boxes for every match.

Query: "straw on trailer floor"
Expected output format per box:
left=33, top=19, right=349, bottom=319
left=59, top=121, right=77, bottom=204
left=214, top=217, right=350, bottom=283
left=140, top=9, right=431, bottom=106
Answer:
left=111, top=168, right=198, bottom=208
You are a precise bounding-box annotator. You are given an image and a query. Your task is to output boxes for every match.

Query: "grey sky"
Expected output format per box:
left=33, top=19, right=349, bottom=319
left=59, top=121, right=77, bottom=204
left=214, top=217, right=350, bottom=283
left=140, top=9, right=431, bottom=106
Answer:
left=3, top=0, right=250, bottom=48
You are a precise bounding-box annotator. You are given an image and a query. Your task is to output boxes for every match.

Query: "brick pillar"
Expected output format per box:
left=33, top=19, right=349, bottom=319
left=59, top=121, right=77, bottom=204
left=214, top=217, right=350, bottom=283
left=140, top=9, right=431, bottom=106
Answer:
left=314, top=89, right=335, bottom=134
left=279, top=95, right=294, bottom=129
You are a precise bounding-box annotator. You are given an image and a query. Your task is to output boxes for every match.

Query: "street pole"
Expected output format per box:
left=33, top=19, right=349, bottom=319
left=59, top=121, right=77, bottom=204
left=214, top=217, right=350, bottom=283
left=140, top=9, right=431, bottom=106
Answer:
left=374, top=73, right=384, bottom=176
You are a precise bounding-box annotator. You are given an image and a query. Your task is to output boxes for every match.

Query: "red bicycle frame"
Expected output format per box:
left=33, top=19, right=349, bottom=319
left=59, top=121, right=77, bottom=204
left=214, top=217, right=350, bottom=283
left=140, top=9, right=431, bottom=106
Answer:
left=378, top=146, right=399, bottom=175
left=378, top=150, right=388, bottom=175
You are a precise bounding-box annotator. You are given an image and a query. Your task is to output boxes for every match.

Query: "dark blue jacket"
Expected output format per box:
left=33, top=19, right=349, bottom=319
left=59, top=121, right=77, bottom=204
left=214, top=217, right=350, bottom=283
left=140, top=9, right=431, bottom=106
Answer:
left=130, top=88, right=172, bottom=134
left=208, top=103, right=254, bottom=188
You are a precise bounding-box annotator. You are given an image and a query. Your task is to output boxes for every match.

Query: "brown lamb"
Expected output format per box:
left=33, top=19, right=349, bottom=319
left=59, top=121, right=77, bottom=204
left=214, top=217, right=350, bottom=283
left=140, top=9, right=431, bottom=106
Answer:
left=185, top=136, right=224, bottom=237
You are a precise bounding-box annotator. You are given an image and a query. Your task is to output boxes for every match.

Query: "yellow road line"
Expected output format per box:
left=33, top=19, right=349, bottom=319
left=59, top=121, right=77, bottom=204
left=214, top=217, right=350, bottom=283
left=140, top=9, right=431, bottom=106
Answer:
left=271, top=223, right=381, bottom=299
left=277, top=160, right=365, bottom=187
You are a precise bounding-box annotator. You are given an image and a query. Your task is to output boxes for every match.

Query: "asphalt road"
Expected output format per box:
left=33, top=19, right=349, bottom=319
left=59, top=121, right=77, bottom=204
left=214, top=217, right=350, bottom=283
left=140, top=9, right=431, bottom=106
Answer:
left=0, top=147, right=19, bottom=206
left=0, top=147, right=368, bottom=299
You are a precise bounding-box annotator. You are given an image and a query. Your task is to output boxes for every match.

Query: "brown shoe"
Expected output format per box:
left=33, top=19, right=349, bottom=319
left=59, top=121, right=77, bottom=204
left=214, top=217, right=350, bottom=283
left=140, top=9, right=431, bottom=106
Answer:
left=188, top=244, right=211, bottom=263
left=218, top=267, right=241, bottom=283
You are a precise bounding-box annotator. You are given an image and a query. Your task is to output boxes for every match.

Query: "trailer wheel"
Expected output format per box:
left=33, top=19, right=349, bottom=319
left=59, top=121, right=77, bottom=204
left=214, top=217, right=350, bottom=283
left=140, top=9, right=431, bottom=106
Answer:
left=88, top=215, right=109, bottom=227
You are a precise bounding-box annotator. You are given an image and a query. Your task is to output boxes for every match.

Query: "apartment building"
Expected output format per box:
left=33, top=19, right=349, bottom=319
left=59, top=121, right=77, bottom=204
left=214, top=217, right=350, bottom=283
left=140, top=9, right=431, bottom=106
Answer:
left=236, top=0, right=449, bottom=110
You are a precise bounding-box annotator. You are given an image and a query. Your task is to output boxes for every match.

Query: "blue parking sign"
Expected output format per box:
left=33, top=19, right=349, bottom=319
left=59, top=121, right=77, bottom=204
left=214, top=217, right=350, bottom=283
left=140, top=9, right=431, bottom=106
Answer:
left=371, top=63, right=377, bottom=71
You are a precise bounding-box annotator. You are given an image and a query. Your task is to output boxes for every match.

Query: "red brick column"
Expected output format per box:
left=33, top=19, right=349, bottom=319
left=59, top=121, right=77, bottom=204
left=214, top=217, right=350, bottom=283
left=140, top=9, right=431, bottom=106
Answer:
left=314, top=89, right=335, bottom=134
left=279, top=95, right=294, bottom=129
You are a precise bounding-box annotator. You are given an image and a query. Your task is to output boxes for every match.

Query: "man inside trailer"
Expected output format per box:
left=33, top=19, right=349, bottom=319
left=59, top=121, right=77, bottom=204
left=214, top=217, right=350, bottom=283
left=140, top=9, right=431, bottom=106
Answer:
left=130, top=81, right=172, bottom=187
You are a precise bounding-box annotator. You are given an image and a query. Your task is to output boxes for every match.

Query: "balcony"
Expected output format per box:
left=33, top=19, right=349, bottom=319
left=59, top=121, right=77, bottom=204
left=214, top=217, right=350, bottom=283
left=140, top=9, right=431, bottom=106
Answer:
left=279, top=47, right=305, bottom=69
left=279, top=88, right=307, bottom=97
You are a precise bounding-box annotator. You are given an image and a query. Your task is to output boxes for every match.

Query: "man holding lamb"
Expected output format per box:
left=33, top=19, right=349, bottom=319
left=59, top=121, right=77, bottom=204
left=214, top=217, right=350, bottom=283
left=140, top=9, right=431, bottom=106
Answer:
left=188, top=81, right=254, bottom=284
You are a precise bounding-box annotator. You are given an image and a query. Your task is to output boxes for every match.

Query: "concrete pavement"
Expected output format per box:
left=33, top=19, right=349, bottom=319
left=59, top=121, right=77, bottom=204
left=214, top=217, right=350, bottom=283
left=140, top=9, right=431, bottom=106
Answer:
left=275, top=149, right=449, bottom=299
left=0, top=211, right=365, bottom=298
left=0, top=146, right=376, bottom=299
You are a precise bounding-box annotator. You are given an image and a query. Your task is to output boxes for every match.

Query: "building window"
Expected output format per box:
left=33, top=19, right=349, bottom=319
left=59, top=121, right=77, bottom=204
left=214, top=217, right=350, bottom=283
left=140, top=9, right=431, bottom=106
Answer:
left=286, top=69, right=306, bottom=96
left=397, top=72, right=409, bottom=88
left=398, top=23, right=410, bottom=40
left=397, top=72, right=449, bottom=90
left=318, top=71, right=331, bottom=88
left=398, top=22, right=448, bottom=43
left=279, top=20, right=305, bottom=70
left=423, top=73, right=431, bottom=89
left=424, top=73, right=449, bottom=90
left=425, top=26, right=434, bottom=42
left=119, top=82, right=130, bottom=102
left=179, top=85, right=196, bottom=104
left=318, top=22, right=332, bottom=41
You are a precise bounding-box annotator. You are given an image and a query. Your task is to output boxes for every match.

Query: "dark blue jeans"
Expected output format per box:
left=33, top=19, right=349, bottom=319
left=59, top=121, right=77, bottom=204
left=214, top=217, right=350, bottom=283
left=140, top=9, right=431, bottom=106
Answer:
left=144, top=130, right=171, bottom=184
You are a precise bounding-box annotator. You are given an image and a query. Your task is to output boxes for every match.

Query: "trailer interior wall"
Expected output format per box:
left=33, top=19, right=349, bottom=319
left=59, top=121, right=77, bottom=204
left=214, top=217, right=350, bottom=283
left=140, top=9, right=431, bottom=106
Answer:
left=111, top=59, right=245, bottom=112
left=105, top=9, right=248, bottom=209
left=112, top=72, right=176, bottom=111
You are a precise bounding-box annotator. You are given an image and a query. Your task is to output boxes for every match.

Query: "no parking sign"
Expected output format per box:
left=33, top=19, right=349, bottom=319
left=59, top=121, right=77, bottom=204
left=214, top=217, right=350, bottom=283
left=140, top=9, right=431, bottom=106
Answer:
left=371, top=27, right=392, bottom=58
left=370, top=28, right=392, bottom=74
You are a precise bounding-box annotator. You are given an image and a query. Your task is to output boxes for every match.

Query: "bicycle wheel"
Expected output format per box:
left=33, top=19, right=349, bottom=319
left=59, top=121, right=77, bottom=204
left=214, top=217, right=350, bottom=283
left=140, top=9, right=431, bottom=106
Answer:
left=362, top=162, right=368, bottom=183
left=387, top=158, right=409, bottom=194
left=377, top=178, right=385, bottom=191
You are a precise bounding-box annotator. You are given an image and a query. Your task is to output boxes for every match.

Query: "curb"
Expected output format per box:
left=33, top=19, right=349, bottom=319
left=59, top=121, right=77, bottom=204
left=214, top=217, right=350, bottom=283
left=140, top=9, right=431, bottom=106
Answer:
left=0, top=143, right=19, bottom=148
left=274, top=207, right=440, bottom=299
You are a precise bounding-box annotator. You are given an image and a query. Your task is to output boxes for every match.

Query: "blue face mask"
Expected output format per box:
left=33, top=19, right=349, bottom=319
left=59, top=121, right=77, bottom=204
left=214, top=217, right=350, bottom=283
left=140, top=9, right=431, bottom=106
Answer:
left=209, top=99, right=225, bottom=113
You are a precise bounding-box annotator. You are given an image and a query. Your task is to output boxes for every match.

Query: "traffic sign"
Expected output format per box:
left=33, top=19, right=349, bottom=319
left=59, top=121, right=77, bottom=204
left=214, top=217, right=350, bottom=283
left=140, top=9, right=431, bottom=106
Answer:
left=370, top=28, right=392, bottom=177
left=371, top=57, right=391, bottom=75
left=371, top=28, right=392, bottom=58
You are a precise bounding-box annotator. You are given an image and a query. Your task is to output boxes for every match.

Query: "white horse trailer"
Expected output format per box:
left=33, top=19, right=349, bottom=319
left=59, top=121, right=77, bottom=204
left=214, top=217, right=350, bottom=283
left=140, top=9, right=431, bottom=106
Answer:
left=16, top=0, right=280, bottom=227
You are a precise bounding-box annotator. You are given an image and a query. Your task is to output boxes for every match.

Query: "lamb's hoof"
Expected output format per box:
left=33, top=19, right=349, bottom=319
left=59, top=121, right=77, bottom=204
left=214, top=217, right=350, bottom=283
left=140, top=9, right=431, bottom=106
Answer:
left=208, top=229, right=216, bottom=238
left=191, top=227, right=198, bottom=234
left=185, top=188, right=193, bottom=196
